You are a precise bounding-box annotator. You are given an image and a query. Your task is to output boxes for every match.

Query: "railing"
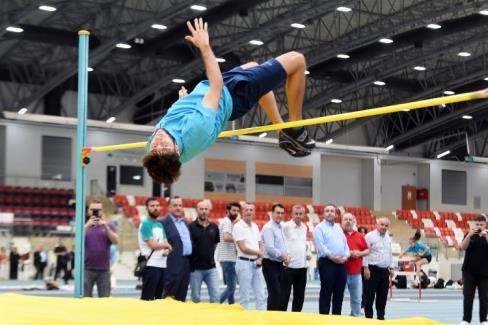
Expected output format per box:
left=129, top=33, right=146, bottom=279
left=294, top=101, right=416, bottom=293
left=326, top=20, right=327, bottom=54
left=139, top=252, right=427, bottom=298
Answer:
left=0, top=175, right=74, bottom=189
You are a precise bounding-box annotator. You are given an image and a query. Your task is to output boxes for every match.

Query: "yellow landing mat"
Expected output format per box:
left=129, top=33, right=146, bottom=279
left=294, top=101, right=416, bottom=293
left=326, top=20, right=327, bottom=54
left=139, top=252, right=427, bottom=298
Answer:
left=0, top=293, right=445, bottom=325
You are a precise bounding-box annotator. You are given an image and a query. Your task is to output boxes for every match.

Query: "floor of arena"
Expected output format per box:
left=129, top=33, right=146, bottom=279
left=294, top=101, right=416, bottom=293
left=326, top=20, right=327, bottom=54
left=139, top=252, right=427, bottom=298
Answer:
left=0, top=280, right=471, bottom=324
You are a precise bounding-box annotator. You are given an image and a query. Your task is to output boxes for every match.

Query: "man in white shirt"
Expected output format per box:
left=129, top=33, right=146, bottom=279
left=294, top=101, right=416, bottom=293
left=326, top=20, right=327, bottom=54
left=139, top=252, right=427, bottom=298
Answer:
left=232, top=203, right=266, bottom=310
left=363, top=217, right=394, bottom=320
left=282, top=204, right=311, bottom=312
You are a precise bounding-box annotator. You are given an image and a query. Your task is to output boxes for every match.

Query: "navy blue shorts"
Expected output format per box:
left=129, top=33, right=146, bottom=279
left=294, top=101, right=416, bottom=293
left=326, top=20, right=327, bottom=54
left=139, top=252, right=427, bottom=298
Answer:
left=223, top=58, right=287, bottom=121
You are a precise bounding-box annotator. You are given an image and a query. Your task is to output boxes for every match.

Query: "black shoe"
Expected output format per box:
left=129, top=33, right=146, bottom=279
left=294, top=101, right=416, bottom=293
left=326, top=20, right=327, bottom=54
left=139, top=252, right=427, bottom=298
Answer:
left=279, top=141, right=311, bottom=157
left=279, top=127, right=316, bottom=150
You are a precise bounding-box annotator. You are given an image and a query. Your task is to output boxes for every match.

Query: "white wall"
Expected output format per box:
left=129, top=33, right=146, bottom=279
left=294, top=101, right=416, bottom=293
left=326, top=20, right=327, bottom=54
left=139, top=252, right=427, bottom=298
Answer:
left=321, top=155, right=362, bottom=206
left=380, top=161, right=418, bottom=211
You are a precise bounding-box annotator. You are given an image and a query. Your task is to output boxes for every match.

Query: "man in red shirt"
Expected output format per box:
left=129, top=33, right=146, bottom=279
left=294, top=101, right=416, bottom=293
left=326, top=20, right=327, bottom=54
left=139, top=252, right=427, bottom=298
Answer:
left=342, top=213, right=369, bottom=317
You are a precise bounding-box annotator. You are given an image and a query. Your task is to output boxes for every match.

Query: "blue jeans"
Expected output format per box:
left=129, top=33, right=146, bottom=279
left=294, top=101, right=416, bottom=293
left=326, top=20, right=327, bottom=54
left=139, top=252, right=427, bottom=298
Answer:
left=346, top=274, right=363, bottom=317
left=235, top=259, right=266, bottom=310
left=220, top=261, right=237, bottom=304
left=190, top=268, right=219, bottom=303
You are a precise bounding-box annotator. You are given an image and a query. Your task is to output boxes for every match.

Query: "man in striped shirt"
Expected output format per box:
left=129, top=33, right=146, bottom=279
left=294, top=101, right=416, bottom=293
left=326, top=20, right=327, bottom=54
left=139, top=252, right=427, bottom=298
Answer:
left=363, top=217, right=394, bottom=320
left=217, top=202, right=241, bottom=304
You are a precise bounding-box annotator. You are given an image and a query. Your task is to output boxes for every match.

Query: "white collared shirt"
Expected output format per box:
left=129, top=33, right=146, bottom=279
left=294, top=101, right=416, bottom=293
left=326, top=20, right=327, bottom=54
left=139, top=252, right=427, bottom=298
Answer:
left=283, top=220, right=311, bottom=269
left=363, top=229, right=394, bottom=268
left=232, top=220, right=261, bottom=259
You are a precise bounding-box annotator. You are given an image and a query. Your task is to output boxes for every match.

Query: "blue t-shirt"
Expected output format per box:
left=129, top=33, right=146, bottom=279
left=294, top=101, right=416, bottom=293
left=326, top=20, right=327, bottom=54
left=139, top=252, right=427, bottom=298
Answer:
left=155, top=81, right=233, bottom=162
left=406, top=242, right=431, bottom=257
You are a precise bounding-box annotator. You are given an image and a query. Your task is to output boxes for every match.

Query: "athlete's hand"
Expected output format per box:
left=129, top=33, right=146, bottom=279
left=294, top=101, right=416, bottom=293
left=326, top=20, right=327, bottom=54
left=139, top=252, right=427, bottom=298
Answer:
left=185, top=17, right=209, bottom=49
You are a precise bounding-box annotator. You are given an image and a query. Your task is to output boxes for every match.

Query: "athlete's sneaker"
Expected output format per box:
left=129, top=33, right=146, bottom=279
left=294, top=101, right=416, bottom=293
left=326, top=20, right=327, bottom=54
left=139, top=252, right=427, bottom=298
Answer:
left=279, top=141, right=311, bottom=157
left=279, top=127, right=316, bottom=150
left=459, top=321, right=470, bottom=325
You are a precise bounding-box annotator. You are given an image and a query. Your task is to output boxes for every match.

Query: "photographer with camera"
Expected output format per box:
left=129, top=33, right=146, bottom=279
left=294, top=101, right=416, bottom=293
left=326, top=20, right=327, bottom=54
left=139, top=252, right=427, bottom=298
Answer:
left=459, top=215, right=488, bottom=325
left=84, top=199, right=119, bottom=297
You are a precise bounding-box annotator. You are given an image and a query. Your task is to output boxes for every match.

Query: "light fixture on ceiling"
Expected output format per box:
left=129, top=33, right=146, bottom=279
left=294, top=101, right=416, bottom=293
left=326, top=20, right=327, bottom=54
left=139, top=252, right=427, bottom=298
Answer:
left=379, top=38, right=393, bottom=44
left=87, top=67, right=94, bottom=72
left=374, top=80, right=386, bottom=86
left=426, top=23, right=441, bottom=29
left=385, top=144, right=394, bottom=151
left=190, top=4, right=207, bottom=11
left=6, top=26, right=23, bottom=33
left=402, top=109, right=411, bottom=112
left=258, top=132, right=268, bottom=138
left=331, top=99, right=342, bottom=104
left=106, top=116, right=116, bottom=124
left=172, top=79, right=185, bottom=84
left=336, top=6, right=352, bottom=12
left=462, top=115, right=473, bottom=120
left=115, top=43, right=131, bottom=49
left=215, top=58, right=226, bottom=63
left=249, top=40, right=264, bottom=46
left=151, top=24, right=167, bottom=30
left=337, top=53, right=350, bottom=59
left=479, top=10, right=488, bottom=15
left=413, top=66, right=426, bottom=71
left=18, top=108, right=28, bottom=115
left=304, top=70, right=310, bottom=75
left=437, top=150, right=451, bottom=159
left=39, top=5, right=56, bottom=11
left=290, top=23, right=306, bottom=29
left=325, top=139, right=333, bottom=145
left=458, top=51, right=471, bottom=57
left=443, top=90, right=455, bottom=95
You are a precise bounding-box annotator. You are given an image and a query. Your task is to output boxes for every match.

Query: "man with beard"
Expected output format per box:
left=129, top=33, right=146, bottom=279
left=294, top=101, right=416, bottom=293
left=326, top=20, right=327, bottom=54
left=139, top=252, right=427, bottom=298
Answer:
left=138, top=198, right=172, bottom=300
left=218, top=202, right=241, bottom=304
left=189, top=201, right=220, bottom=303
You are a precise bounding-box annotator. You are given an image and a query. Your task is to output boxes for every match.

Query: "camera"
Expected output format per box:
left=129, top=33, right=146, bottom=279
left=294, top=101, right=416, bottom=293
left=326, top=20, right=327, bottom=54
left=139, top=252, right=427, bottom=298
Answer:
left=91, top=209, right=101, bottom=217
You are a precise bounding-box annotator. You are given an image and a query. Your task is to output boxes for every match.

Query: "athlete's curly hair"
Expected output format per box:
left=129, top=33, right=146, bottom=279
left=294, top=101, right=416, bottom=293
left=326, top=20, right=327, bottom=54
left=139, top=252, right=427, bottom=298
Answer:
left=143, top=151, right=182, bottom=184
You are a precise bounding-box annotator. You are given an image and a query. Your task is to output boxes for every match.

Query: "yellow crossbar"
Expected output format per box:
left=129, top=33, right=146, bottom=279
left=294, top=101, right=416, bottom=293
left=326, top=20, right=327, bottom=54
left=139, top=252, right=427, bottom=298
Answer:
left=86, top=90, right=488, bottom=153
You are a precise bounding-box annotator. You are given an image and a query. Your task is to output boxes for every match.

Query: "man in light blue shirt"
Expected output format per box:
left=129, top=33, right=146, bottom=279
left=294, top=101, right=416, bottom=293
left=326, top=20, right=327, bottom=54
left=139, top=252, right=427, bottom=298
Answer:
left=143, top=18, right=316, bottom=185
left=312, top=204, right=349, bottom=315
left=261, top=203, right=289, bottom=311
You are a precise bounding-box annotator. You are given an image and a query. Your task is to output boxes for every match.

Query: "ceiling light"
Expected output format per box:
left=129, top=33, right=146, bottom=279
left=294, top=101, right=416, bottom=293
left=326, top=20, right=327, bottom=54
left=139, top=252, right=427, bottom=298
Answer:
left=18, top=108, right=27, bottom=115
left=249, top=40, right=264, bottom=46
left=337, top=54, right=350, bottom=59
left=151, top=24, right=167, bottom=30
left=458, top=51, right=471, bottom=57
left=443, top=90, right=455, bottom=95
left=437, top=150, right=450, bottom=159
left=115, top=43, right=131, bottom=49
left=413, top=66, right=426, bottom=71
left=190, top=4, right=207, bottom=11
left=172, top=78, right=185, bottom=84
left=427, top=23, right=441, bottom=29
left=402, top=109, right=411, bottom=112
left=479, top=10, right=488, bottom=15
left=87, top=67, right=94, bottom=72
left=374, top=80, right=386, bottom=86
left=484, top=77, right=488, bottom=81
left=462, top=115, right=473, bottom=120
left=325, top=139, right=333, bottom=145
left=440, top=104, right=447, bottom=108
left=304, top=70, right=310, bottom=75
left=336, top=6, right=352, bottom=12
left=216, top=57, right=226, bottom=63
left=106, top=116, right=116, bottom=124
left=379, top=38, right=393, bottom=44
left=385, top=144, right=394, bottom=151
left=258, top=132, right=267, bottom=138
left=39, top=5, right=56, bottom=11
left=331, top=99, right=342, bottom=104
left=290, top=23, right=306, bottom=29
left=6, top=26, right=23, bottom=33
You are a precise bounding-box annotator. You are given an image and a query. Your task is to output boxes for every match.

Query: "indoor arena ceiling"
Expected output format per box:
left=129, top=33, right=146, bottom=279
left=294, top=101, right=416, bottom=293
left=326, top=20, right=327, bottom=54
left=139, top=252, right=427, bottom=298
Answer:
left=1, top=0, right=488, bottom=160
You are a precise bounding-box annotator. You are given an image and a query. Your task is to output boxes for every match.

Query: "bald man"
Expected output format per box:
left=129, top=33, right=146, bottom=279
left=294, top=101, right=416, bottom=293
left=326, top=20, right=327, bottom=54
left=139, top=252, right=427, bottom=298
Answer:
left=362, top=217, right=394, bottom=320
left=189, top=201, right=220, bottom=303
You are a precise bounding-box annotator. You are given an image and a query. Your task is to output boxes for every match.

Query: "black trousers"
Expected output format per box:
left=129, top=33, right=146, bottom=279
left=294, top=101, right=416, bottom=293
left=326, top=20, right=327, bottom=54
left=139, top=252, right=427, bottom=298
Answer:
left=317, top=257, right=347, bottom=315
left=282, top=267, right=307, bottom=312
left=34, top=263, right=47, bottom=280
left=262, top=259, right=286, bottom=311
left=463, top=271, right=488, bottom=323
left=141, top=266, right=165, bottom=300
left=163, top=257, right=190, bottom=302
left=364, top=265, right=390, bottom=320
left=54, top=263, right=67, bottom=281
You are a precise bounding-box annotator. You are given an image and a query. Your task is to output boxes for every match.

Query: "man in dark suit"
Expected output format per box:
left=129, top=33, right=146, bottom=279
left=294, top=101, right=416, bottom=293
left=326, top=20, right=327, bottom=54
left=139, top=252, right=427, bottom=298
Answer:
left=33, top=245, right=48, bottom=280
left=160, top=196, right=192, bottom=302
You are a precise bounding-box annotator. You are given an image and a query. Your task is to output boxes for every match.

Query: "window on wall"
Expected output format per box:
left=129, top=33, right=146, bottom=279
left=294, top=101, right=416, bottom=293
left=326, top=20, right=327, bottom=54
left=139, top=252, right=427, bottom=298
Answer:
left=120, top=165, right=144, bottom=186
left=442, top=169, right=467, bottom=205
left=256, top=174, right=312, bottom=197
left=41, top=136, right=71, bottom=181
